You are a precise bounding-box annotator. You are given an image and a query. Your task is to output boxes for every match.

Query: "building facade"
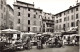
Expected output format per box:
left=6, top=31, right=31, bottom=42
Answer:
left=0, top=0, right=7, bottom=30
left=13, top=1, right=43, bottom=33
left=42, top=12, right=54, bottom=34
left=54, top=3, right=80, bottom=35
left=6, top=4, right=14, bottom=29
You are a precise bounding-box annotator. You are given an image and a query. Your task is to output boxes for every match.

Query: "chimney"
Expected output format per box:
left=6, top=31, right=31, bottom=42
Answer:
left=76, top=2, right=80, bottom=5
left=69, top=6, right=72, bottom=9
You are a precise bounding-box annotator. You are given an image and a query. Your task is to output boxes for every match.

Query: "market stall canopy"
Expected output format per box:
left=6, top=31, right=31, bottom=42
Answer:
left=1, top=29, right=21, bottom=34
left=24, top=32, right=36, bottom=35
left=36, top=34, right=42, bottom=37
left=42, top=32, right=53, bottom=36
left=22, top=32, right=36, bottom=37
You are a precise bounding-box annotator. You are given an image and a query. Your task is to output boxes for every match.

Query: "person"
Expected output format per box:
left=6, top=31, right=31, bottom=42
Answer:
left=54, top=37, right=58, bottom=44
left=72, top=38, right=75, bottom=46
left=37, top=36, right=42, bottom=49
left=27, top=36, right=31, bottom=49
left=62, top=36, right=66, bottom=47
left=37, top=39, right=41, bottom=49
left=67, top=36, right=70, bottom=45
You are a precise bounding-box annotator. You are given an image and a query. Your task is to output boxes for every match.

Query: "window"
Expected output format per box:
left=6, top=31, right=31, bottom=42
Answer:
left=28, top=20, right=30, bottom=25
left=60, top=19, right=62, bottom=22
left=68, top=16, right=69, bottom=21
left=39, top=28, right=41, bottom=32
left=1, top=0, right=3, bottom=9
left=59, top=13, right=62, bottom=17
left=28, top=8, right=30, bottom=11
left=1, top=0, right=3, bottom=4
left=76, top=20, right=78, bottom=26
left=33, top=27, right=37, bottom=32
left=28, top=13, right=30, bottom=17
left=76, top=14, right=78, bottom=19
left=18, top=12, right=20, bottom=16
left=36, top=12, right=37, bottom=14
left=76, top=7, right=78, bottom=11
left=56, top=25, right=58, bottom=30
left=1, top=13, right=3, bottom=18
left=64, top=12, right=65, bottom=15
left=33, top=21, right=36, bottom=25
left=18, top=7, right=20, bottom=9
left=28, top=27, right=30, bottom=32
left=56, top=20, right=58, bottom=23
left=67, top=11, right=69, bottom=14
left=71, top=15, right=74, bottom=20
left=71, top=22, right=75, bottom=27
left=68, top=23, right=69, bottom=27
left=47, top=29, right=49, bottom=32
left=64, top=17, right=66, bottom=21
left=40, top=11, right=42, bottom=13
left=34, top=15, right=36, bottom=18
left=43, top=24, right=45, bottom=27
left=71, top=9, right=73, bottom=13
left=59, top=25, right=61, bottom=30
left=63, top=24, right=65, bottom=31
left=45, top=17, right=46, bottom=19
left=18, top=19, right=20, bottom=24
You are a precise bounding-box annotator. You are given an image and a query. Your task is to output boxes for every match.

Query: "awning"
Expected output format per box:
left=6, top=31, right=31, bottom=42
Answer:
left=62, top=31, right=78, bottom=35
left=1, top=28, right=21, bottom=34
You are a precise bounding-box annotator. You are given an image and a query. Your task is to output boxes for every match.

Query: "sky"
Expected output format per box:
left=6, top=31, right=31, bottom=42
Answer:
left=7, top=0, right=80, bottom=14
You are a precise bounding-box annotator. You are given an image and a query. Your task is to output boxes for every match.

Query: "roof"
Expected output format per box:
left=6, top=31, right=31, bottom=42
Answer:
left=7, top=4, right=14, bottom=11
left=43, top=12, right=52, bottom=15
left=54, top=4, right=80, bottom=16
left=17, top=0, right=34, bottom=6
left=13, top=4, right=42, bottom=11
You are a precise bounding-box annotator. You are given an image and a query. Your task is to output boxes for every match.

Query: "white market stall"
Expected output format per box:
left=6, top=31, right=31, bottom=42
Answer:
left=22, top=32, right=36, bottom=42
left=1, top=29, right=21, bottom=43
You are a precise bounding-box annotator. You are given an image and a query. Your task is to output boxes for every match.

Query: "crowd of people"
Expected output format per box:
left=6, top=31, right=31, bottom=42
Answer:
left=23, top=34, right=79, bottom=49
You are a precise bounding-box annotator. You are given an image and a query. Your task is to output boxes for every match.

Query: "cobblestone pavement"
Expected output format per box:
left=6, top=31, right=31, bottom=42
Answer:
left=15, top=46, right=79, bottom=52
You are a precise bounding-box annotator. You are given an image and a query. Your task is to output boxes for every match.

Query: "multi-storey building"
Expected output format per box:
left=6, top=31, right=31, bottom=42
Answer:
left=54, top=3, right=80, bottom=36
left=0, top=0, right=6, bottom=30
left=13, top=1, right=42, bottom=33
left=42, top=12, right=54, bottom=34
left=6, top=4, right=14, bottom=29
